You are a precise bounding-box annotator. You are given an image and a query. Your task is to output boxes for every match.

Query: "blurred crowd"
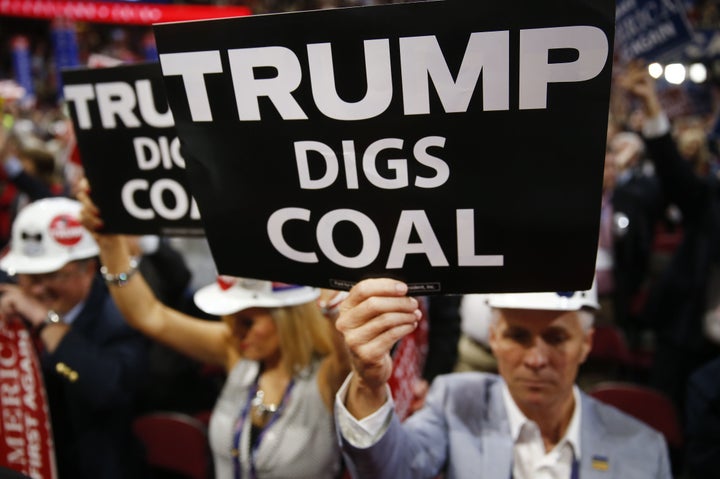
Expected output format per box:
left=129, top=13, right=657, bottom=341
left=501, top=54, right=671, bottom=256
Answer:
left=0, top=1, right=719, bottom=479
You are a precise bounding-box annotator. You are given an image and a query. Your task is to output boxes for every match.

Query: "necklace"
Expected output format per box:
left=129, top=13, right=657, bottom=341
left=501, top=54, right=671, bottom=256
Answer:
left=232, top=377, right=295, bottom=478
left=251, top=389, right=278, bottom=417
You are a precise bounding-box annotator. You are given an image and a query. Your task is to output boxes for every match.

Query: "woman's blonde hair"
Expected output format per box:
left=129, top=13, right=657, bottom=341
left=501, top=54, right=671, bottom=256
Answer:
left=270, top=302, right=334, bottom=376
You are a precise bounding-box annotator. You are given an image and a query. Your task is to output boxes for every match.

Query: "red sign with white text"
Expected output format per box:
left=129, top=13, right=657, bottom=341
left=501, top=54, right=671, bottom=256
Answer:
left=0, top=316, right=57, bottom=479
left=0, top=0, right=250, bottom=25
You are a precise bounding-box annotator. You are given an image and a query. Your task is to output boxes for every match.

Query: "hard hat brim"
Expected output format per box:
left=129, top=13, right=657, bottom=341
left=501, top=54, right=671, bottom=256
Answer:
left=193, top=282, right=320, bottom=316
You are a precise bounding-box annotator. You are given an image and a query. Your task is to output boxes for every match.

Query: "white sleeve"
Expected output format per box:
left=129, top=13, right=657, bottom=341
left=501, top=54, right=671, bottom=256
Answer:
left=335, top=373, right=395, bottom=448
left=642, top=112, right=670, bottom=139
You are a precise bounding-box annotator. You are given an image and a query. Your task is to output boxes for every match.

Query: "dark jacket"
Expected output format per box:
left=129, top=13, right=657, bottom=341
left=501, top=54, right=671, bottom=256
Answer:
left=642, top=132, right=720, bottom=409
left=611, top=168, right=664, bottom=335
left=41, top=275, right=150, bottom=479
left=685, top=356, right=720, bottom=478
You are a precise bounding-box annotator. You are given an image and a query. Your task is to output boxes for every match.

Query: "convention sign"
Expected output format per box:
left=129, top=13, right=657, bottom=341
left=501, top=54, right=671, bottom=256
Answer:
left=0, top=316, right=57, bottom=479
left=153, top=0, right=615, bottom=294
left=0, top=1, right=251, bottom=26
left=63, top=63, right=204, bottom=236
left=615, top=0, right=693, bottom=62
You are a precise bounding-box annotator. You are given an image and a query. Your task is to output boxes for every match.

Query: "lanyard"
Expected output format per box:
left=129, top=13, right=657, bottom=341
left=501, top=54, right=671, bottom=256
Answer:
left=232, top=377, right=295, bottom=479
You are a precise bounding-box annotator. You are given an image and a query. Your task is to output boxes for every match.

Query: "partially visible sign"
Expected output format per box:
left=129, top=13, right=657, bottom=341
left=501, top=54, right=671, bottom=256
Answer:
left=388, top=298, right=428, bottom=421
left=0, top=1, right=251, bottom=25
left=615, top=0, right=694, bottom=62
left=154, top=0, right=614, bottom=294
left=0, top=317, right=57, bottom=479
left=684, top=28, right=720, bottom=61
left=62, top=63, right=203, bottom=236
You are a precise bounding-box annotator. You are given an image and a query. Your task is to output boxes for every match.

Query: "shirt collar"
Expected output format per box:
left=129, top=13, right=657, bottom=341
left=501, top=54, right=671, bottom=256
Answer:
left=501, top=381, right=583, bottom=459
left=61, top=300, right=85, bottom=325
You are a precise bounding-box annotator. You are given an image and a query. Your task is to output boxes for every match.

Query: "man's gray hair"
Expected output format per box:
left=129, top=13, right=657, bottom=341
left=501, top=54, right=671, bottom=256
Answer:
left=489, top=308, right=595, bottom=333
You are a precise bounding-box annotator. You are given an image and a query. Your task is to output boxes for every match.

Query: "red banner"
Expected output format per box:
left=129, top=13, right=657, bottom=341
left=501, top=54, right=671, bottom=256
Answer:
left=0, top=317, right=57, bottom=479
left=0, top=0, right=251, bottom=25
left=387, top=298, right=429, bottom=421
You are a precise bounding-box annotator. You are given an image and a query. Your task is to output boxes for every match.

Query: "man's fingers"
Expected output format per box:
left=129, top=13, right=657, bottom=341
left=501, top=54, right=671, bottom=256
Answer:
left=341, top=295, right=418, bottom=327
left=350, top=322, right=419, bottom=370
left=334, top=277, right=423, bottom=386
left=341, top=278, right=408, bottom=311
left=343, top=309, right=420, bottom=347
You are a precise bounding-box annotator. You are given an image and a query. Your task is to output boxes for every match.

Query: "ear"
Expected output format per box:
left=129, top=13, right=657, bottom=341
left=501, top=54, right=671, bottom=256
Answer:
left=488, top=316, right=500, bottom=352
left=578, top=327, right=594, bottom=364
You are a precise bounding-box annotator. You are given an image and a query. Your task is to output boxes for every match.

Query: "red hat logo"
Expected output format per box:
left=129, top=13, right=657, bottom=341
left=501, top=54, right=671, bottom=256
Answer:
left=217, top=276, right=238, bottom=291
left=49, top=214, right=84, bottom=247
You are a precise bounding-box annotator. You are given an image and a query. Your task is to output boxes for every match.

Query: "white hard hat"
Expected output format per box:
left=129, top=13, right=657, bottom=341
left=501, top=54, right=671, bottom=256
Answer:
left=487, top=282, right=599, bottom=312
left=0, top=197, right=99, bottom=275
left=460, top=294, right=492, bottom=345
left=193, top=276, right=320, bottom=316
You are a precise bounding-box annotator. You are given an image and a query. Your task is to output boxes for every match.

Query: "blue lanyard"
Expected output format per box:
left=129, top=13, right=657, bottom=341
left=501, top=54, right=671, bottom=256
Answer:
left=232, top=377, right=295, bottom=479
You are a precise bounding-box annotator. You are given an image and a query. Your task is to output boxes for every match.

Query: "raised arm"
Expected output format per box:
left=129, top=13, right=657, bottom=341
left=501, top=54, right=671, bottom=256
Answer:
left=314, top=290, right=351, bottom=411
left=619, top=63, right=707, bottom=219
left=335, top=278, right=421, bottom=419
left=77, top=179, right=233, bottom=369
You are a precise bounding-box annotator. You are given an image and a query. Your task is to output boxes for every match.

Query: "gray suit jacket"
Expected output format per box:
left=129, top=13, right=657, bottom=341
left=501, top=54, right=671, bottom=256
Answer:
left=339, top=372, right=671, bottom=479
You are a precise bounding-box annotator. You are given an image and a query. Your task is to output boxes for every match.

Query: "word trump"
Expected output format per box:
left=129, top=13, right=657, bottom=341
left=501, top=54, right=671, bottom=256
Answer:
left=64, top=79, right=174, bottom=130
left=159, top=25, right=609, bottom=122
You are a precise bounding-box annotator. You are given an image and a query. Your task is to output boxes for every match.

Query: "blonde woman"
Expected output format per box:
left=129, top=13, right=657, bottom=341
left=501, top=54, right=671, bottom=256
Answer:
left=78, top=181, right=350, bottom=479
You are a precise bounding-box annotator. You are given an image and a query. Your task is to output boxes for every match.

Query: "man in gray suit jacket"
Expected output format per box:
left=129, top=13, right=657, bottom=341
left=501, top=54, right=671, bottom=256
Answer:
left=334, top=278, right=672, bottom=478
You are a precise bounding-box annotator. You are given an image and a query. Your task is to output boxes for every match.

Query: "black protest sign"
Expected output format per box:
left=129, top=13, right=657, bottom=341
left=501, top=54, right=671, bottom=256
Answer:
left=62, top=63, right=203, bottom=236
left=153, top=0, right=615, bottom=294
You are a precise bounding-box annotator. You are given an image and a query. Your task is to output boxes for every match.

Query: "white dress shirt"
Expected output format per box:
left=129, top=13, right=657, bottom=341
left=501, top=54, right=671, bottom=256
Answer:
left=502, top=383, right=581, bottom=479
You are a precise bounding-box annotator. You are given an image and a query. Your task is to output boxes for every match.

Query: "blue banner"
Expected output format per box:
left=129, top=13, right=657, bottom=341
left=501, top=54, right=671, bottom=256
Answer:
left=684, top=28, right=720, bottom=61
left=615, top=0, right=694, bottom=62
left=10, top=36, right=34, bottom=104
left=51, top=20, right=80, bottom=99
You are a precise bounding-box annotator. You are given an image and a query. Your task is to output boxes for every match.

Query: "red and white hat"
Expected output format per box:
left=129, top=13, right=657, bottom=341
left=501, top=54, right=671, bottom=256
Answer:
left=0, top=198, right=99, bottom=275
left=193, top=276, right=320, bottom=316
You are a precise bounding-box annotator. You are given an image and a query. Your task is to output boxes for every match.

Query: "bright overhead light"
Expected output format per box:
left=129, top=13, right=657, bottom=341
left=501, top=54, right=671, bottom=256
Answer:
left=688, top=63, right=707, bottom=83
left=664, top=63, right=686, bottom=85
left=648, top=62, right=663, bottom=79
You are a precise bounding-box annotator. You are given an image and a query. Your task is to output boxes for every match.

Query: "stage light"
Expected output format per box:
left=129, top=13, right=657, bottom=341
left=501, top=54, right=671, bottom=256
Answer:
left=664, top=63, right=686, bottom=85
left=648, top=62, right=663, bottom=79
left=688, top=63, right=707, bottom=83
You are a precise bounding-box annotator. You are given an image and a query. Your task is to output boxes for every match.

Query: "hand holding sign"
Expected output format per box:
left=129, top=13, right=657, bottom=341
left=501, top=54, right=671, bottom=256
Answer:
left=76, top=177, right=139, bottom=281
left=335, top=278, right=421, bottom=419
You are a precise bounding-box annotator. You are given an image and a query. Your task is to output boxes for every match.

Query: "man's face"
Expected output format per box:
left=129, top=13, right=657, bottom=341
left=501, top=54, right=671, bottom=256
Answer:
left=489, top=308, right=593, bottom=416
left=17, top=259, right=96, bottom=314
